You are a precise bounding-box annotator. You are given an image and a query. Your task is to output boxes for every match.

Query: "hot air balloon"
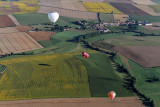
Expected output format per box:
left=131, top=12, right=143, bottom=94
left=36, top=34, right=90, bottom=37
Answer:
left=82, top=52, right=87, bottom=56
left=84, top=54, right=89, bottom=58
left=48, top=12, right=59, bottom=23
left=108, top=91, right=116, bottom=99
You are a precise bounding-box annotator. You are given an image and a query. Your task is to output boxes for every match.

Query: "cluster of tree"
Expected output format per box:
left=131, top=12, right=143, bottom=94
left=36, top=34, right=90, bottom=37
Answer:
left=77, top=31, right=111, bottom=42
left=74, top=20, right=96, bottom=30
left=17, top=52, right=34, bottom=55
left=0, top=52, right=14, bottom=58
left=134, top=31, right=160, bottom=36
left=126, top=24, right=138, bottom=32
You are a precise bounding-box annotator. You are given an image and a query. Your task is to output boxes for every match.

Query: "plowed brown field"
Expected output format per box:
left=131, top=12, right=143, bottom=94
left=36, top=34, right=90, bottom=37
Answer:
left=0, top=15, right=16, bottom=27
left=28, top=31, right=55, bottom=41
left=0, top=97, right=144, bottom=107
left=111, top=46, right=160, bottom=67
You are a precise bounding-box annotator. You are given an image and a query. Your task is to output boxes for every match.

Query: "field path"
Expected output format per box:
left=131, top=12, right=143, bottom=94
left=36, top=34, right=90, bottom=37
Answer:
left=0, top=97, right=144, bottom=107
left=8, top=15, right=20, bottom=26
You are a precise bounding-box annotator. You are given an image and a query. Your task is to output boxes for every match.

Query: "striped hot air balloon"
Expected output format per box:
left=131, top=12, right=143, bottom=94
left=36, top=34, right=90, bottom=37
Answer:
left=108, top=91, right=116, bottom=99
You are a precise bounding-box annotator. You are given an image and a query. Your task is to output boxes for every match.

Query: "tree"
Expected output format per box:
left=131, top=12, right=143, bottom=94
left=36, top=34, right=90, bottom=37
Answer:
left=127, top=24, right=138, bottom=32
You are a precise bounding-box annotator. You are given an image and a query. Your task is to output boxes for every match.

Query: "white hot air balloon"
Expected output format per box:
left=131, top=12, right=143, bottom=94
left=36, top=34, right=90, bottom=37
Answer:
left=48, top=12, right=59, bottom=23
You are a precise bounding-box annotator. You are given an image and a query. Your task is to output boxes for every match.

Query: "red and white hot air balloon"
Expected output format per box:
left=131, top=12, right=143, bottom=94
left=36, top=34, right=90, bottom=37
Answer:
left=84, top=54, right=89, bottom=58
left=108, top=91, right=116, bottom=99
left=82, top=52, right=87, bottom=56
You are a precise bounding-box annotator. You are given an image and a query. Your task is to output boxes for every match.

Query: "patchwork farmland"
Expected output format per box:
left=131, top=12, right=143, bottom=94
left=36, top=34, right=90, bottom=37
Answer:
left=0, top=2, right=39, bottom=14
left=0, top=32, right=43, bottom=55
left=132, top=4, right=156, bottom=16
left=110, top=3, right=151, bottom=16
left=38, top=0, right=87, bottom=11
left=38, top=6, right=98, bottom=19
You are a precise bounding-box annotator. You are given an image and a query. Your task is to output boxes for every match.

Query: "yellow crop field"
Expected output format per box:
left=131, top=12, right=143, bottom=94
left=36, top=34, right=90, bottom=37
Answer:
left=13, top=2, right=40, bottom=14
left=0, top=53, right=91, bottom=100
left=82, top=2, right=123, bottom=14
left=19, top=0, right=38, bottom=4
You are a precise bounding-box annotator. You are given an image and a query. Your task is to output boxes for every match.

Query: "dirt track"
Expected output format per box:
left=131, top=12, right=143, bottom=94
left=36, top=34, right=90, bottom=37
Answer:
left=0, top=97, right=144, bottom=107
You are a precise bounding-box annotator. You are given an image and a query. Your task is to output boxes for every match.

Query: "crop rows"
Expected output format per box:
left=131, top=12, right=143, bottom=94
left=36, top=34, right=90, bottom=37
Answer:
left=82, top=2, right=123, bottom=14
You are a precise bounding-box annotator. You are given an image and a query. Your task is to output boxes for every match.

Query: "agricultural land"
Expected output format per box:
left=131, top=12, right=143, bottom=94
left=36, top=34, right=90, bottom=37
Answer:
left=0, top=0, right=159, bottom=107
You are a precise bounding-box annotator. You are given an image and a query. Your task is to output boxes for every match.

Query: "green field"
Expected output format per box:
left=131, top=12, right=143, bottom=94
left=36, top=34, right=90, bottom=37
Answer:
left=114, top=55, right=160, bottom=107
left=0, top=53, right=91, bottom=100
left=86, top=32, right=136, bottom=43
left=136, top=26, right=160, bottom=35
left=130, top=15, right=160, bottom=22
left=151, top=0, right=160, bottom=4
left=77, top=53, right=135, bottom=97
left=0, top=65, right=5, bottom=73
left=37, top=31, right=87, bottom=54
left=149, top=5, right=160, bottom=13
left=94, top=35, right=160, bottom=47
left=99, top=13, right=113, bottom=23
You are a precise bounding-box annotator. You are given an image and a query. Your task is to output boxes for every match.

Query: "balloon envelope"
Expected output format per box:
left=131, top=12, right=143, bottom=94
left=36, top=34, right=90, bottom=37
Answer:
left=82, top=52, right=87, bottom=56
left=84, top=54, right=89, bottom=58
left=108, top=91, right=116, bottom=99
left=48, top=12, right=59, bottom=23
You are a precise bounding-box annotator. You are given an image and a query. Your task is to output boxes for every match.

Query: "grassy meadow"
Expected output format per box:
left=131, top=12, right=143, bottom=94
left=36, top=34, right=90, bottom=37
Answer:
left=94, top=35, right=160, bottom=46
left=0, top=53, right=91, bottom=100
left=129, top=15, right=160, bottom=22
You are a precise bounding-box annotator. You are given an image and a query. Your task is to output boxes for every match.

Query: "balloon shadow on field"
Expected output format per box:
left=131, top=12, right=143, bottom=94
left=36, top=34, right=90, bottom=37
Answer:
left=38, top=64, right=51, bottom=66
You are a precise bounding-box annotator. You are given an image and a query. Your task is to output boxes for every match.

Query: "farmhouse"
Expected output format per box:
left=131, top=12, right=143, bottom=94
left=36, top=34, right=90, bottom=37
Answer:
left=138, top=21, right=152, bottom=26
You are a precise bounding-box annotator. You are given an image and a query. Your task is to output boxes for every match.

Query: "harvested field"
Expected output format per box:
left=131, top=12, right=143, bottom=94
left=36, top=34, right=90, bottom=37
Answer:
left=28, top=31, right=55, bottom=41
left=38, top=6, right=98, bottom=20
left=149, top=5, right=160, bottom=13
left=0, top=97, right=144, bottom=107
left=113, top=14, right=129, bottom=22
left=142, top=22, right=160, bottom=30
left=39, top=0, right=87, bottom=11
left=0, top=15, right=16, bottom=27
left=110, top=3, right=151, bottom=16
left=133, top=4, right=156, bottom=16
left=0, top=27, right=19, bottom=34
left=111, top=46, right=160, bottom=67
left=103, top=0, right=134, bottom=3
left=0, top=32, right=42, bottom=55
left=8, top=15, right=20, bottom=25
left=82, top=0, right=104, bottom=2
left=61, top=1, right=77, bottom=10
left=74, top=2, right=87, bottom=11
left=38, top=0, right=62, bottom=8
left=132, top=0, right=156, bottom=5
left=16, top=26, right=34, bottom=32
